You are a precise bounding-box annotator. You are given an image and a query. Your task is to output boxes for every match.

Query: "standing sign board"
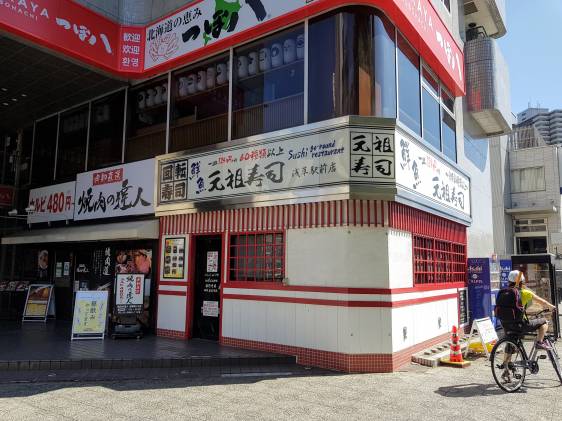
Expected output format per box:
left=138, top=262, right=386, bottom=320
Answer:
left=464, top=317, right=499, bottom=358
left=23, top=284, right=54, bottom=322
left=28, top=181, right=76, bottom=224
left=71, top=291, right=109, bottom=340
left=74, top=159, right=155, bottom=221
left=467, top=258, right=492, bottom=323
left=115, top=274, right=145, bottom=315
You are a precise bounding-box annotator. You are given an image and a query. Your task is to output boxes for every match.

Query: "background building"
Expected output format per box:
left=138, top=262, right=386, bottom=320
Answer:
left=491, top=125, right=562, bottom=262
left=516, top=107, right=562, bottom=145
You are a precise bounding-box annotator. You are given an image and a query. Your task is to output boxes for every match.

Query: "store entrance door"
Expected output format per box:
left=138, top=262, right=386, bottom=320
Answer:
left=192, top=236, right=222, bottom=341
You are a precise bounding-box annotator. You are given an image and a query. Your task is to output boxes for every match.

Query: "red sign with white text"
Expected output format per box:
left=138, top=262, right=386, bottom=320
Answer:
left=0, top=185, right=14, bottom=208
left=0, top=0, right=120, bottom=73
left=0, top=0, right=464, bottom=94
left=391, top=0, right=464, bottom=95
left=92, top=168, right=124, bottom=186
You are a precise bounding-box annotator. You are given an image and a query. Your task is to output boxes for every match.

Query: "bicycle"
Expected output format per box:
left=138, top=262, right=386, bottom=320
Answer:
left=490, top=309, right=562, bottom=392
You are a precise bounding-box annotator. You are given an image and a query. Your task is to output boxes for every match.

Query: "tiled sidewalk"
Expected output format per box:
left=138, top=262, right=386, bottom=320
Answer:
left=0, top=322, right=294, bottom=371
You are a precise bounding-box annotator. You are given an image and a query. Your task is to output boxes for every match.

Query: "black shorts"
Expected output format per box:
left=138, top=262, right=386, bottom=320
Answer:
left=502, top=318, right=547, bottom=335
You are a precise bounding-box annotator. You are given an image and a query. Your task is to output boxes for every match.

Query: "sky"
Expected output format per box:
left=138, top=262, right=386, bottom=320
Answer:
left=498, top=1, right=562, bottom=115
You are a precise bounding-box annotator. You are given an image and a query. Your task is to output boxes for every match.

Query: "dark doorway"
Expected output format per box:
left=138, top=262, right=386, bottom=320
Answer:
left=192, top=236, right=222, bottom=341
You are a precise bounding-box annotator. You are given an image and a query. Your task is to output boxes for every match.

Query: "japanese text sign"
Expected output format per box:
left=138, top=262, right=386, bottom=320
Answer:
left=115, top=273, right=144, bottom=315
left=71, top=290, right=108, bottom=339
left=144, top=0, right=305, bottom=70
left=28, top=181, right=76, bottom=224
left=74, top=159, right=155, bottom=221
left=395, top=133, right=471, bottom=217
left=158, top=129, right=395, bottom=204
left=0, top=0, right=120, bottom=72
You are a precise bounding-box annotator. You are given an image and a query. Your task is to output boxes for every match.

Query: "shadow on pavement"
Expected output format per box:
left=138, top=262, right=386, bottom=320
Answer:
left=0, top=366, right=340, bottom=398
left=435, top=382, right=521, bottom=397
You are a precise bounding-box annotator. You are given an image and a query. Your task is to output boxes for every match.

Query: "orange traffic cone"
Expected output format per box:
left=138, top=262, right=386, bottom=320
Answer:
left=449, top=326, right=463, bottom=363
left=440, top=325, right=471, bottom=368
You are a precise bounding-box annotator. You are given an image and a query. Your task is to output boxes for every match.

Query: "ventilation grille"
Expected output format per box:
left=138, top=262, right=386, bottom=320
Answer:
left=464, top=1, right=478, bottom=15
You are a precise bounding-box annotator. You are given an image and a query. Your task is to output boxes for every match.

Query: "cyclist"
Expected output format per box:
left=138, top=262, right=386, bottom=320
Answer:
left=502, top=266, right=556, bottom=349
left=496, top=266, right=556, bottom=383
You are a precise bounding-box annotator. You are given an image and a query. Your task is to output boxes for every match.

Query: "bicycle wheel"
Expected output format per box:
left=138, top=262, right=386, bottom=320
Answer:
left=547, top=345, right=562, bottom=383
left=491, top=338, right=527, bottom=393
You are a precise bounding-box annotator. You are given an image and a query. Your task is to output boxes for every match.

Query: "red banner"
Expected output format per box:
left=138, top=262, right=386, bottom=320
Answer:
left=0, top=185, right=13, bottom=208
left=0, top=0, right=464, bottom=95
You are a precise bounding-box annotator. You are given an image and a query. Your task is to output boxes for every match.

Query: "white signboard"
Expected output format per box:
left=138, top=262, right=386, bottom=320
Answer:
left=144, top=0, right=306, bottom=69
left=207, top=251, right=219, bottom=273
left=202, top=300, right=219, bottom=317
left=74, top=159, right=155, bottom=221
left=395, top=132, right=471, bottom=216
left=71, top=291, right=108, bottom=340
left=159, top=129, right=395, bottom=203
left=28, top=182, right=76, bottom=223
left=115, top=273, right=145, bottom=315
left=464, top=317, right=499, bottom=358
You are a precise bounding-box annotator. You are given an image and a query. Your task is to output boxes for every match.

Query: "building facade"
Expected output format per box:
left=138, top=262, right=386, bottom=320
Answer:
left=516, top=108, right=562, bottom=146
left=491, top=126, right=562, bottom=262
left=0, top=0, right=509, bottom=372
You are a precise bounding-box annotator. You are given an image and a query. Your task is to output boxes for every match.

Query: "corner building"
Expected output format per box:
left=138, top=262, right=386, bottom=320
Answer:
left=0, top=0, right=509, bottom=372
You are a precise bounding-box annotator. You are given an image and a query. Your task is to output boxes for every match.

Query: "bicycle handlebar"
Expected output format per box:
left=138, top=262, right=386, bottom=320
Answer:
left=528, top=308, right=557, bottom=317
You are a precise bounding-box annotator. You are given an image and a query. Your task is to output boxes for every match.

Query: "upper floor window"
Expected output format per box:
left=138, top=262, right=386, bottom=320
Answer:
left=308, top=7, right=396, bottom=124
left=233, top=25, right=304, bottom=140
left=56, top=105, right=88, bottom=181
left=398, top=34, right=421, bottom=135
left=88, top=90, right=125, bottom=170
left=514, top=218, right=548, bottom=233
left=32, top=116, right=58, bottom=185
left=422, top=69, right=441, bottom=151
left=126, top=78, right=167, bottom=162
left=170, top=53, right=229, bottom=152
left=511, top=167, right=546, bottom=193
left=440, top=0, right=451, bottom=13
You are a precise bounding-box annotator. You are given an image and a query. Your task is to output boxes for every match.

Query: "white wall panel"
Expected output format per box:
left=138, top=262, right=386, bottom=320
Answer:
left=391, top=298, right=458, bottom=352
left=156, top=295, right=186, bottom=332
left=223, top=298, right=399, bottom=354
left=387, top=229, right=413, bottom=289
left=286, top=227, right=390, bottom=288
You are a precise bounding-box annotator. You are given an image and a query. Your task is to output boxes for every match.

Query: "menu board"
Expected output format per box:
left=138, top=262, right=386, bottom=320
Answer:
left=163, top=238, right=185, bottom=279
left=115, top=274, right=144, bottom=315
left=23, top=284, right=53, bottom=321
left=92, top=247, right=114, bottom=288
left=71, top=291, right=108, bottom=340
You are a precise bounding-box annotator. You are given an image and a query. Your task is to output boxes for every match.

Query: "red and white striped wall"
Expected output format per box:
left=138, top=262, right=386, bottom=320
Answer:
left=160, top=200, right=391, bottom=235
left=156, top=199, right=468, bottom=372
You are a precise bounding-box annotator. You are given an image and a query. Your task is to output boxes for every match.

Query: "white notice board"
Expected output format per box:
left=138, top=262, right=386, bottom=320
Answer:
left=464, top=317, right=499, bottom=357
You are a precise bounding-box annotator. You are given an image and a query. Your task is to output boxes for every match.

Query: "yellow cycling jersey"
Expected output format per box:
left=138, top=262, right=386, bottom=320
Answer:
left=521, top=288, right=533, bottom=309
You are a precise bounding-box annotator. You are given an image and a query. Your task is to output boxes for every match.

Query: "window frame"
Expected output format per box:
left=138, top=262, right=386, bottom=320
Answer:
left=440, top=0, right=451, bottom=14
left=418, top=63, right=457, bottom=162
left=413, top=234, right=466, bottom=285
left=231, top=24, right=306, bottom=140
left=510, top=166, right=546, bottom=193
left=397, top=31, right=422, bottom=136
left=227, top=231, right=286, bottom=284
